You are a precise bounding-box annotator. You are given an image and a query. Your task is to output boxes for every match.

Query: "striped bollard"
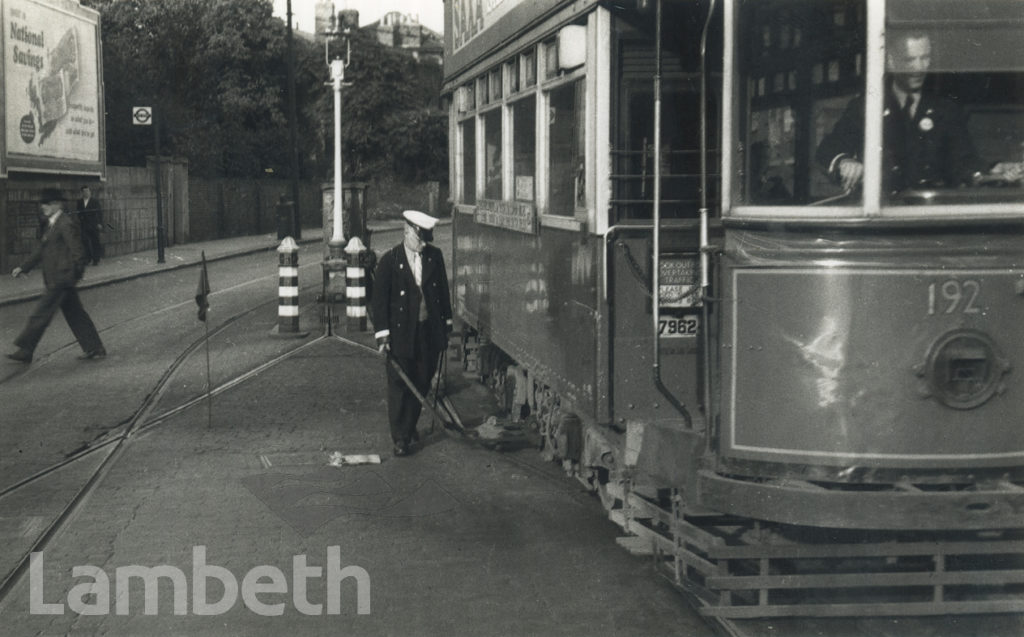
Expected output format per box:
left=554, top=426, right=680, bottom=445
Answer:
left=344, top=237, right=369, bottom=332
left=272, top=237, right=309, bottom=338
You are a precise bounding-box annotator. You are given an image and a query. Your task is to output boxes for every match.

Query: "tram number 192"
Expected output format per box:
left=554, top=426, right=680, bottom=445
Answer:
left=659, top=315, right=699, bottom=337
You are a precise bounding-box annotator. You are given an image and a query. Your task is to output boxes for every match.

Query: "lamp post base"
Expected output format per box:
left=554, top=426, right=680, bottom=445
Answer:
left=328, top=238, right=346, bottom=259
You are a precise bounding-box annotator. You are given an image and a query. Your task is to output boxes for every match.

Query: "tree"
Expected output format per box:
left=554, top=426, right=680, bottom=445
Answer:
left=310, top=29, right=448, bottom=183
left=85, top=0, right=320, bottom=178
left=84, top=0, right=447, bottom=184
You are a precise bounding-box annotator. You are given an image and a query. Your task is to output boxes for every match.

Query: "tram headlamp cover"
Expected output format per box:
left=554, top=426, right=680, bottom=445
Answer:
left=921, top=329, right=1009, bottom=410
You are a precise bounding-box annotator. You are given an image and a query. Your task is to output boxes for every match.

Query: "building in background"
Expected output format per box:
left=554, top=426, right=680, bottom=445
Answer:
left=367, top=11, right=443, bottom=65
left=312, top=2, right=442, bottom=65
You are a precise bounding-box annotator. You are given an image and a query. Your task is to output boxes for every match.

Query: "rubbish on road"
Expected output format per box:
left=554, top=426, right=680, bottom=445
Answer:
left=469, top=416, right=531, bottom=452
left=328, top=452, right=381, bottom=466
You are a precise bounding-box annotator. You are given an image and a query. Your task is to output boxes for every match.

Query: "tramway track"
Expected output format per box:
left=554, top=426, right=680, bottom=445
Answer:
left=0, top=294, right=326, bottom=605
left=0, top=256, right=326, bottom=387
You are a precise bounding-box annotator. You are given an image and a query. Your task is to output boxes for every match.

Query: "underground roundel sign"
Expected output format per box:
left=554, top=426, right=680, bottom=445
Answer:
left=132, top=106, right=152, bottom=126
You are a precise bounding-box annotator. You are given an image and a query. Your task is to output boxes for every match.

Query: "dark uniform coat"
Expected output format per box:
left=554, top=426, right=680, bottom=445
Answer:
left=816, top=86, right=985, bottom=196
left=371, top=243, right=452, bottom=358
left=371, top=242, right=453, bottom=447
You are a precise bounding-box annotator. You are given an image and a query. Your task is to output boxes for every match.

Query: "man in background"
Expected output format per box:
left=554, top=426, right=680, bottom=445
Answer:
left=76, top=185, right=104, bottom=266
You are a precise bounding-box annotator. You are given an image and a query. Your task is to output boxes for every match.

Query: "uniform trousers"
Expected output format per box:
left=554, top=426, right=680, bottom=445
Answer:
left=15, top=285, right=104, bottom=354
left=385, top=319, right=439, bottom=444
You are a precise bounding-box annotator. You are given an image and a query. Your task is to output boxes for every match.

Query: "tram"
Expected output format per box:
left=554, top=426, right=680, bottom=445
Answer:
left=442, top=0, right=1024, bottom=617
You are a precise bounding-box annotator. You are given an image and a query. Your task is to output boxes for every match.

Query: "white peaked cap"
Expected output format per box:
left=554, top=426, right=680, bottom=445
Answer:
left=402, top=210, right=438, bottom=230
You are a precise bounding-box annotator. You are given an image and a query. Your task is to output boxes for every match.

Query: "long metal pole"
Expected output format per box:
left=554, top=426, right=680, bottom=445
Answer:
left=330, top=59, right=345, bottom=249
left=286, top=0, right=302, bottom=239
left=153, top=110, right=165, bottom=264
left=651, top=0, right=691, bottom=427
left=700, top=0, right=717, bottom=439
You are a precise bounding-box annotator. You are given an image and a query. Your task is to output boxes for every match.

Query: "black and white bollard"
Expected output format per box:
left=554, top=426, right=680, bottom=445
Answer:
left=272, top=237, right=309, bottom=338
left=344, top=237, right=370, bottom=332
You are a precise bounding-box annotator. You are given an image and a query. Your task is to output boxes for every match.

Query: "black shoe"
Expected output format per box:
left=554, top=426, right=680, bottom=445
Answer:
left=393, top=441, right=409, bottom=457
left=6, top=349, right=32, bottom=363
left=78, top=348, right=107, bottom=360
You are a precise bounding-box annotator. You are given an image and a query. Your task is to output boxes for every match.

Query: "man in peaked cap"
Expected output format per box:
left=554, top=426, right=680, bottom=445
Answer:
left=816, top=31, right=1022, bottom=198
left=371, top=210, right=453, bottom=456
left=7, top=188, right=106, bottom=364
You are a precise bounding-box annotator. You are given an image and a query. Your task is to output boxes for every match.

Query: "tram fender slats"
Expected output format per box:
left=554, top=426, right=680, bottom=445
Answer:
left=675, top=549, right=719, bottom=578
left=706, top=568, right=1024, bottom=590
left=703, top=539, right=1024, bottom=560
left=616, top=536, right=655, bottom=555
left=700, top=599, right=1024, bottom=619
left=625, top=491, right=673, bottom=526
left=674, top=517, right=731, bottom=550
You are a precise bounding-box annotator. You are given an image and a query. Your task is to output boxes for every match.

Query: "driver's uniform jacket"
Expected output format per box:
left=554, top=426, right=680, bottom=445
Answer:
left=816, top=85, right=987, bottom=195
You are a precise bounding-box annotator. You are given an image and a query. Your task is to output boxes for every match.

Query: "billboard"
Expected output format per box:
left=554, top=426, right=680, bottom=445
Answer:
left=2, top=0, right=103, bottom=177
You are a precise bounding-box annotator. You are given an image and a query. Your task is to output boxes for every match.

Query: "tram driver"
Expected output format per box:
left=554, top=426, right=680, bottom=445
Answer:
left=816, top=30, right=1023, bottom=197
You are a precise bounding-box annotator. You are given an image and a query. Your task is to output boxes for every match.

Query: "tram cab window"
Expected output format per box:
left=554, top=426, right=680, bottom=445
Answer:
left=734, top=0, right=1024, bottom=211
left=735, top=0, right=867, bottom=206
left=874, top=0, right=1024, bottom=205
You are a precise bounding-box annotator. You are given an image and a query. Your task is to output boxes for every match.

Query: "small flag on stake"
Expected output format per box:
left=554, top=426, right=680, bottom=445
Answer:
left=196, top=251, right=210, bottom=321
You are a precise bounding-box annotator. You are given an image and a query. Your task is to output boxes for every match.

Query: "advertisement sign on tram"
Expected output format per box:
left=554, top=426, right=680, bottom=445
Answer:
left=445, top=0, right=593, bottom=79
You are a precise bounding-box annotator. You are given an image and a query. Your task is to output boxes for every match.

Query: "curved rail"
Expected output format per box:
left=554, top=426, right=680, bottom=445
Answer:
left=0, top=284, right=326, bottom=605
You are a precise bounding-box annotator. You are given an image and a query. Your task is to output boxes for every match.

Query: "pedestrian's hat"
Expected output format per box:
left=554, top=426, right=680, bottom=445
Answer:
left=40, top=188, right=64, bottom=204
left=403, top=210, right=437, bottom=242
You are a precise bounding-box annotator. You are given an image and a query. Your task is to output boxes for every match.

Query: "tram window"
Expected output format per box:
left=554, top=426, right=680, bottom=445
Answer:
left=508, top=58, right=520, bottom=94
left=548, top=79, right=585, bottom=214
left=735, top=0, right=866, bottom=206
left=544, top=39, right=559, bottom=80
left=813, top=1, right=1024, bottom=207
left=489, top=69, right=503, bottom=102
left=478, top=76, right=489, bottom=106
left=461, top=119, right=476, bottom=205
left=513, top=96, right=536, bottom=202
left=872, top=0, right=1024, bottom=205
left=483, top=109, right=502, bottom=199
left=522, top=49, right=537, bottom=88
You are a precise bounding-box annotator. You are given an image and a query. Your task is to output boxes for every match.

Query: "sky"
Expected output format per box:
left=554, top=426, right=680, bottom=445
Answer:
left=272, top=0, right=445, bottom=35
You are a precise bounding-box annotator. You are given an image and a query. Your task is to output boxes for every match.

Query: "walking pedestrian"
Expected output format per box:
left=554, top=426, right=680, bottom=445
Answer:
left=371, top=210, right=453, bottom=456
left=6, top=188, right=106, bottom=364
left=76, top=185, right=104, bottom=266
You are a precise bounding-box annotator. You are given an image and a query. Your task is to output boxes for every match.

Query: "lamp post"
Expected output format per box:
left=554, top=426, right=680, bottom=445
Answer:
left=324, top=10, right=352, bottom=258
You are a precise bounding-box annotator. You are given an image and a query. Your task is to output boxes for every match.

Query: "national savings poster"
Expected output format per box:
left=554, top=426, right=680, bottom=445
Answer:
left=3, top=0, right=102, bottom=175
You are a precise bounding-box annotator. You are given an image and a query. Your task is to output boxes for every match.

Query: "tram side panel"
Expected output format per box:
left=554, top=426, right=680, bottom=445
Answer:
left=453, top=211, right=600, bottom=419
left=609, top=230, right=705, bottom=423
left=707, top=228, right=1024, bottom=529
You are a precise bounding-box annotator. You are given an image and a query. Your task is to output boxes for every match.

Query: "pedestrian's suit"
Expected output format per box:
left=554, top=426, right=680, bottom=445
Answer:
left=76, top=195, right=104, bottom=265
left=371, top=243, right=453, bottom=445
left=14, top=211, right=104, bottom=356
left=816, top=84, right=986, bottom=196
